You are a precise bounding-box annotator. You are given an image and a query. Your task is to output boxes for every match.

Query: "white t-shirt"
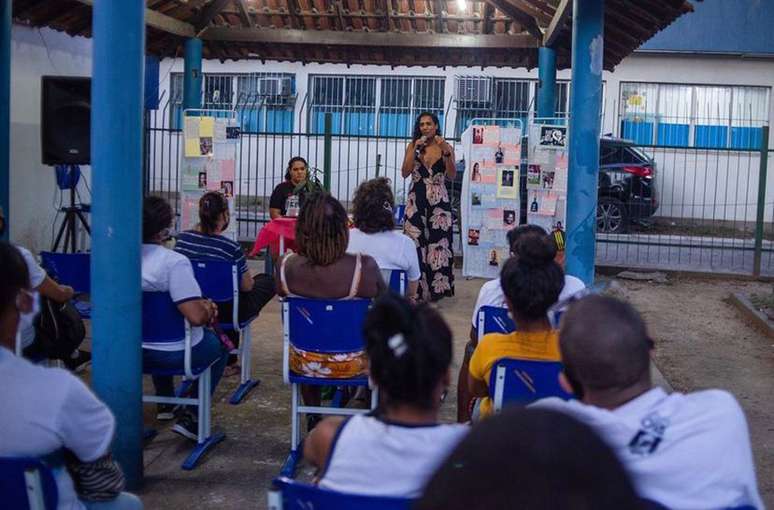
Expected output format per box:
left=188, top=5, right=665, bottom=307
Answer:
left=16, top=245, right=47, bottom=349
left=347, top=229, right=421, bottom=282
left=0, top=346, right=115, bottom=510
left=470, top=274, right=586, bottom=327
left=141, top=243, right=203, bottom=350
left=319, top=414, right=468, bottom=498
left=533, top=388, right=763, bottom=510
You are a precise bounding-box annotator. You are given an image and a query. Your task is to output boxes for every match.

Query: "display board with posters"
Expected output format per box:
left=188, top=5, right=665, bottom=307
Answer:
left=526, top=123, right=569, bottom=243
left=179, top=110, right=241, bottom=240
left=461, top=123, right=522, bottom=278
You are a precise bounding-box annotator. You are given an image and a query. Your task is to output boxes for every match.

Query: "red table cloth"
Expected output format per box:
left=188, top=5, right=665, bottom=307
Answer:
left=250, top=217, right=297, bottom=257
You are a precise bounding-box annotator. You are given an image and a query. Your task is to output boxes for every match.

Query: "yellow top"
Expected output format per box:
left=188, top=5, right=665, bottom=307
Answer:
left=469, top=329, right=561, bottom=417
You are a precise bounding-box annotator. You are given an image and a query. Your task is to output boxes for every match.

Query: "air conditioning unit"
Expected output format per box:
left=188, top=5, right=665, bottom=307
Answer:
left=458, top=77, right=491, bottom=105
left=258, top=76, right=293, bottom=96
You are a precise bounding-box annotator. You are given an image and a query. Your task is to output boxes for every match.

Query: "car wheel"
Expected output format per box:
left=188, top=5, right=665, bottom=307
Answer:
left=597, top=197, right=628, bottom=233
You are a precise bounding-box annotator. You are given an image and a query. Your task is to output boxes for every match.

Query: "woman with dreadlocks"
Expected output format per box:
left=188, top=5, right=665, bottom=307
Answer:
left=276, top=192, right=383, bottom=428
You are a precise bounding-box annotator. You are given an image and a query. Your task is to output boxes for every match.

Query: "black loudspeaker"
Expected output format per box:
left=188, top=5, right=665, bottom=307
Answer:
left=41, top=76, right=91, bottom=165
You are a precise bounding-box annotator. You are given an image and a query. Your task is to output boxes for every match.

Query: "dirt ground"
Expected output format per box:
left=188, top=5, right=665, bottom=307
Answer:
left=132, top=270, right=774, bottom=509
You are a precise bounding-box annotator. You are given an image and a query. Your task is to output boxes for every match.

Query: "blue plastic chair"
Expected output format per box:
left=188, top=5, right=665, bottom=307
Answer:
left=0, top=457, right=58, bottom=510
left=39, top=251, right=91, bottom=318
left=141, top=291, right=225, bottom=470
left=489, top=357, right=572, bottom=412
left=476, top=305, right=516, bottom=343
left=268, top=477, right=413, bottom=510
left=191, top=260, right=260, bottom=405
left=387, top=269, right=407, bottom=296
left=281, top=297, right=377, bottom=477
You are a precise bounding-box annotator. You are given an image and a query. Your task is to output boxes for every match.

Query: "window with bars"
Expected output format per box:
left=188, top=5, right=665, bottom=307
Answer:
left=308, top=75, right=445, bottom=137
left=619, top=82, right=770, bottom=149
left=454, top=77, right=571, bottom=136
left=168, top=72, right=296, bottom=133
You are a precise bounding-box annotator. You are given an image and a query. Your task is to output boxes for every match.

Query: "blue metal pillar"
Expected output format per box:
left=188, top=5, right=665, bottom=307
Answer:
left=183, top=39, right=202, bottom=110
left=566, top=0, right=604, bottom=286
left=537, top=47, right=557, bottom=119
left=91, top=0, right=145, bottom=488
left=0, top=0, right=10, bottom=241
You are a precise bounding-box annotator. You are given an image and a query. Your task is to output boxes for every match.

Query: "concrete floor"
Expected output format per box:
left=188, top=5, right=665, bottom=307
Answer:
left=132, top=269, right=768, bottom=509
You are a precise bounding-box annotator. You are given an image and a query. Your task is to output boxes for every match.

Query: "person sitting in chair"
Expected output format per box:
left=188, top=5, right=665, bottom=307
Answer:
left=174, top=191, right=275, bottom=376
left=533, top=295, right=763, bottom=510
left=467, top=233, right=565, bottom=421
left=0, top=242, right=143, bottom=510
left=141, top=196, right=228, bottom=437
left=457, top=224, right=584, bottom=422
left=347, top=178, right=420, bottom=301
left=276, top=191, right=383, bottom=430
left=304, top=294, right=468, bottom=498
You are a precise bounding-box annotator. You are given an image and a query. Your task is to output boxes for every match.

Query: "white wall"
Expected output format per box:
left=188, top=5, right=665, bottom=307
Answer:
left=9, top=25, right=92, bottom=252
left=9, top=24, right=774, bottom=251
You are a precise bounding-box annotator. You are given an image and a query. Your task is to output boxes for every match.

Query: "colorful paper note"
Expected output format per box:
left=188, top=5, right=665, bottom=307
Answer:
left=185, top=138, right=201, bottom=157
left=199, top=117, right=215, bottom=137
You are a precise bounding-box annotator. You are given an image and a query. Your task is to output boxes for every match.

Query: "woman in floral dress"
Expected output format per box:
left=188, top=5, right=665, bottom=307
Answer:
left=401, top=112, right=456, bottom=302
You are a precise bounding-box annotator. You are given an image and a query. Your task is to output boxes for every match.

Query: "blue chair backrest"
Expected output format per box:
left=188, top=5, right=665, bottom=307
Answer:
left=142, top=292, right=186, bottom=343
left=388, top=270, right=407, bottom=295
left=269, top=477, right=413, bottom=510
left=0, top=457, right=59, bottom=510
left=285, top=297, right=370, bottom=354
left=478, top=305, right=516, bottom=338
left=489, top=357, right=572, bottom=410
left=190, top=260, right=237, bottom=303
left=393, top=204, right=406, bottom=227
left=39, top=252, right=90, bottom=294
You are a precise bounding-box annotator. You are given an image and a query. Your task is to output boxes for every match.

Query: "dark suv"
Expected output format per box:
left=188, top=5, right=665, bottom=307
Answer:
left=446, top=137, right=658, bottom=234
left=598, top=137, right=658, bottom=233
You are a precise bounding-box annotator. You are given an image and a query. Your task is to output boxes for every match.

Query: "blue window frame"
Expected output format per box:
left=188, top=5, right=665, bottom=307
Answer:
left=619, top=82, right=769, bottom=149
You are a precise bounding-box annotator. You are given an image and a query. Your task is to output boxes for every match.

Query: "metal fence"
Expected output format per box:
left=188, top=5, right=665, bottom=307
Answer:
left=596, top=135, right=774, bottom=277
left=144, top=93, right=463, bottom=249
left=144, top=90, right=773, bottom=277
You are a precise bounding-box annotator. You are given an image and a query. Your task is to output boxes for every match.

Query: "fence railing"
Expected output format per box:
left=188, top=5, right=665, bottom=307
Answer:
left=144, top=98, right=773, bottom=277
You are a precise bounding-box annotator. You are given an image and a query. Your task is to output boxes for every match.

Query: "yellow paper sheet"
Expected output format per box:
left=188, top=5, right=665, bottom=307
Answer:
left=185, top=138, right=200, bottom=157
left=199, top=117, right=215, bottom=137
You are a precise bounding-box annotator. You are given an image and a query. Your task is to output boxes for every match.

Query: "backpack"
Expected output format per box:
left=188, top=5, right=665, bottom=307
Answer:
left=32, top=296, right=86, bottom=360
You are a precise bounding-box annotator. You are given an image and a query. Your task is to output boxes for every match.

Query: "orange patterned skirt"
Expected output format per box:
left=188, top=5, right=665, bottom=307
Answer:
left=289, top=346, right=368, bottom=379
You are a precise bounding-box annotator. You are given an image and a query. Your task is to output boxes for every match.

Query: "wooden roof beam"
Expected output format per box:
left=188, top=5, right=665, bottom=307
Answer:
left=201, top=26, right=539, bottom=48
left=542, top=0, right=569, bottom=47
left=195, top=0, right=232, bottom=33
left=73, top=0, right=196, bottom=38
left=235, top=0, right=256, bottom=28
left=484, top=0, right=542, bottom=40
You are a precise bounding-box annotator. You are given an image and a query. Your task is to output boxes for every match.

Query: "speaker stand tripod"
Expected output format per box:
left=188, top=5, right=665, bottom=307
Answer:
left=52, top=183, right=91, bottom=253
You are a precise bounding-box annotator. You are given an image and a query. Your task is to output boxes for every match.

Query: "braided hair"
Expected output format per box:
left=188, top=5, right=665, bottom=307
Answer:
left=198, top=191, right=228, bottom=235
left=363, top=293, right=452, bottom=410
left=295, top=191, right=349, bottom=267
left=352, top=177, right=395, bottom=234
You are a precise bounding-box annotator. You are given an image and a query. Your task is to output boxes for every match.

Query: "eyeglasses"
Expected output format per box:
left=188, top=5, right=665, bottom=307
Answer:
left=15, top=289, right=34, bottom=314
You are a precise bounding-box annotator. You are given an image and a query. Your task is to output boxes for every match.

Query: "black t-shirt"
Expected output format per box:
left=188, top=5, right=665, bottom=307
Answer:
left=269, top=181, right=297, bottom=215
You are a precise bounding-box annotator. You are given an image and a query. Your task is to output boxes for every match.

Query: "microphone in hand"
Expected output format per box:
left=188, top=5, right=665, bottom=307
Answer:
left=415, top=136, right=427, bottom=158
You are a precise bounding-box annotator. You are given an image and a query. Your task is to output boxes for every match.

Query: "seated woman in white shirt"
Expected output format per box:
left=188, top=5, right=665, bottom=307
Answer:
left=141, top=197, right=228, bottom=440
left=0, top=242, right=142, bottom=510
left=347, top=177, right=421, bottom=301
left=304, top=294, right=468, bottom=498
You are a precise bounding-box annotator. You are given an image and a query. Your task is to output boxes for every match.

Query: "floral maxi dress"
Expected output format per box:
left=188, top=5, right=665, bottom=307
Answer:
left=404, top=156, right=455, bottom=301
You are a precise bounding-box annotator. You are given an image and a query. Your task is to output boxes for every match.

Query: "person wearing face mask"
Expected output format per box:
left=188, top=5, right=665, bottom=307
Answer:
left=141, top=196, right=228, bottom=438
left=269, top=156, right=310, bottom=219
left=174, top=191, right=275, bottom=377
left=0, top=242, right=144, bottom=510
left=400, top=112, right=456, bottom=302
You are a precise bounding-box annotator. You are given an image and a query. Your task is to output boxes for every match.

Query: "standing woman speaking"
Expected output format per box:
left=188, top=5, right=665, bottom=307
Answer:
left=401, top=112, right=456, bottom=302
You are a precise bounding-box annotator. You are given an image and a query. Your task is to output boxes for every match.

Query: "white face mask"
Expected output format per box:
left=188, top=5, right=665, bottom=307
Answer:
left=17, top=292, right=40, bottom=334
